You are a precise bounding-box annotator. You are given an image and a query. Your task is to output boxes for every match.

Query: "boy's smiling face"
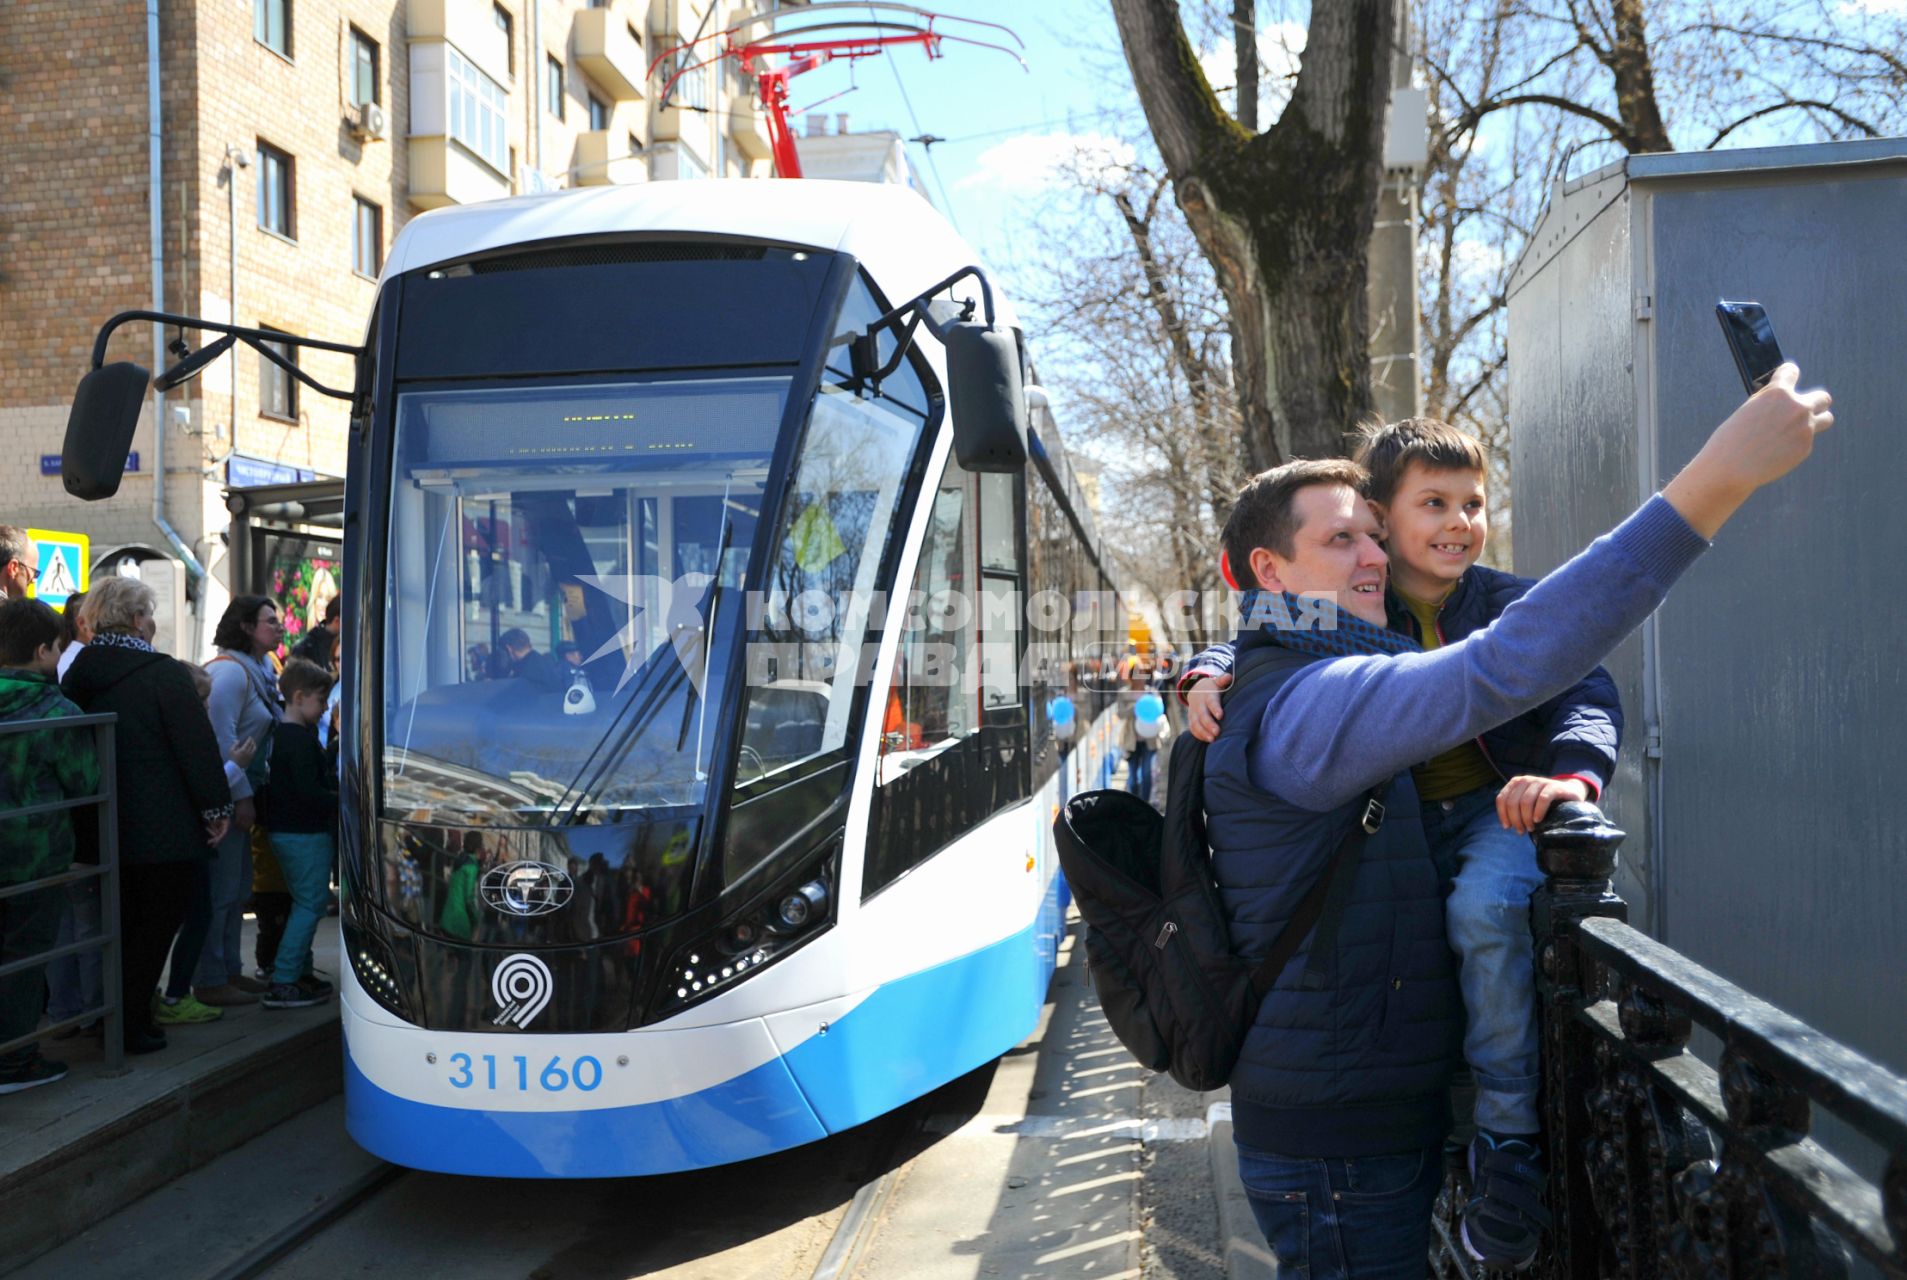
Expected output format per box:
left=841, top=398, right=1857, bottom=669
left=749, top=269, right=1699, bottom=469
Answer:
left=1377, top=462, right=1488, bottom=598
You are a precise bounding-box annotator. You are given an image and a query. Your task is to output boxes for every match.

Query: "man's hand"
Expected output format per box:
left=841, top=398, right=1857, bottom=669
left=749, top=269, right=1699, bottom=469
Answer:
left=205, top=816, right=231, bottom=847
left=232, top=796, right=257, bottom=832
left=1496, top=775, right=1590, bottom=835
left=228, top=736, right=257, bottom=770
left=1186, top=672, right=1231, bottom=742
left=1662, top=364, right=1833, bottom=538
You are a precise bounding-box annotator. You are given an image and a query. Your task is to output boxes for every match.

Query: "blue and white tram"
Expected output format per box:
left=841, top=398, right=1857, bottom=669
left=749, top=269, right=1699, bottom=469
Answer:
left=69, top=180, right=1128, bottom=1178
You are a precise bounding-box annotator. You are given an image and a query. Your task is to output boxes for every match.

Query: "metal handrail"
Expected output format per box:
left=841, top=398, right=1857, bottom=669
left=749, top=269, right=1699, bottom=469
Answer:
left=0, top=712, right=122, bottom=1073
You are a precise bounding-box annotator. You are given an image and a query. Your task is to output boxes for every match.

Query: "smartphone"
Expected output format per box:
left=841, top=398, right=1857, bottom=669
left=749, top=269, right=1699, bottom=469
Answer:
left=1715, top=300, right=1785, bottom=394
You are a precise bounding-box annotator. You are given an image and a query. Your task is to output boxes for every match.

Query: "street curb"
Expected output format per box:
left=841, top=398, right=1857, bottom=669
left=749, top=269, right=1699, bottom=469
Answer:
left=1206, top=1102, right=1278, bottom=1280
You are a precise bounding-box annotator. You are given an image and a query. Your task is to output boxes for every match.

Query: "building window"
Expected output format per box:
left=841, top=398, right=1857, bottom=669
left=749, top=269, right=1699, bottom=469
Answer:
left=348, top=27, right=379, bottom=107
left=546, top=56, right=565, bottom=120
left=588, top=94, right=609, bottom=131
left=493, top=4, right=514, bottom=77
left=352, top=197, right=383, bottom=278
left=667, top=57, right=709, bottom=112
left=259, top=327, right=299, bottom=422
left=627, top=21, right=642, bottom=50
left=255, top=0, right=291, bottom=57
left=256, top=142, right=295, bottom=239
left=448, top=46, right=509, bottom=173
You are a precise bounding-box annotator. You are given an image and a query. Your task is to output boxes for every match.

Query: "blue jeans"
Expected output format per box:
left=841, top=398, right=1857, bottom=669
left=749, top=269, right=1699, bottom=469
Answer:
left=194, top=821, right=255, bottom=988
left=1125, top=745, right=1155, bottom=804
left=1422, top=783, right=1545, bottom=1136
left=269, top=831, right=333, bottom=986
left=1236, top=1142, right=1443, bottom=1278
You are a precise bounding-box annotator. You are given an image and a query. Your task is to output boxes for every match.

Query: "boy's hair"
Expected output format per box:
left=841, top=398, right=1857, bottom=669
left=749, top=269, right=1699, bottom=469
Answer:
left=1353, top=417, right=1489, bottom=506
left=82, top=577, right=158, bottom=636
left=1221, top=458, right=1370, bottom=587
left=279, top=656, right=335, bottom=703
left=322, top=594, right=343, bottom=626
left=181, top=661, right=213, bottom=701
left=0, top=598, right=63, bottom=666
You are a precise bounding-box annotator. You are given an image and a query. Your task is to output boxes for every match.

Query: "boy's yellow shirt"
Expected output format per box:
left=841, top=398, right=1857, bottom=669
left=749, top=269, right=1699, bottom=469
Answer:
left=1398, top=590, right=1500, bottom=802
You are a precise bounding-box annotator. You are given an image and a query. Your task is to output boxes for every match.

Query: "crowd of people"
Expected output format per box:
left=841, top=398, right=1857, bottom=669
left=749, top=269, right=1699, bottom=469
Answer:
left=0, top=522, right=345, bottom=1097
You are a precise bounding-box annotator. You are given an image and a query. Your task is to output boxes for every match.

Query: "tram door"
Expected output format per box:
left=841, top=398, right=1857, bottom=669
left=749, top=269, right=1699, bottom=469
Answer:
left=866, top=460, right=1030, bottom=898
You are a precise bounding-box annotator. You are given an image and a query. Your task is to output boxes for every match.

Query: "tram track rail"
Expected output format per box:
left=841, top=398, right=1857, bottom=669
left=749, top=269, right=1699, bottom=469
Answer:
left=205, top=1160, right=408, bottom=1280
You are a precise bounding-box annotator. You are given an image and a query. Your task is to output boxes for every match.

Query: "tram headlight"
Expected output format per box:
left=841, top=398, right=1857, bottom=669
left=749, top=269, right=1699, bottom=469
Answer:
left=775, top=880, right=828, bottom=930
left=653, top=852, right=837, bottom=1020
left=344, top=921, right=411, bottom=1020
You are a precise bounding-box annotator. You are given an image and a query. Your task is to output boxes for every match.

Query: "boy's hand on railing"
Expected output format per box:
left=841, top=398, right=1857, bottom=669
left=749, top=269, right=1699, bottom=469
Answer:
left=1498, top=774, right=1590, bottom=834
left=228, top=736, right=257, bottom=770
left=1186, top=672, right=1229, bottom=742
left=205, top=816, right=231, bottom=846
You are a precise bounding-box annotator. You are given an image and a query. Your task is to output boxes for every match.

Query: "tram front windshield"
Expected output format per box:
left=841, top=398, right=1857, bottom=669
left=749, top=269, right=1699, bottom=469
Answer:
left=380, top=360, right=929, bottom=837
left=381, top=375, right=788, bottom=821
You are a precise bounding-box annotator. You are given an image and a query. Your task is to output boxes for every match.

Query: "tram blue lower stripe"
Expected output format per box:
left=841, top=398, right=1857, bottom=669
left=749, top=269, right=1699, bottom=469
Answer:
left=344, top=877, right=1066, bottom=1177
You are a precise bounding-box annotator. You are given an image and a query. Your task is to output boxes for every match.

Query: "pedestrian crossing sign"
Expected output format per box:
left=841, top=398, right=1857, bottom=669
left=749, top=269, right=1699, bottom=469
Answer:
left=27, top=528, right=89, bottom=610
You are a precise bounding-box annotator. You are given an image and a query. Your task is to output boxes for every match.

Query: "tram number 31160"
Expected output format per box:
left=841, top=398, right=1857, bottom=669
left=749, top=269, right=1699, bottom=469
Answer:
left=446, top=1052, right=605, bottom=1093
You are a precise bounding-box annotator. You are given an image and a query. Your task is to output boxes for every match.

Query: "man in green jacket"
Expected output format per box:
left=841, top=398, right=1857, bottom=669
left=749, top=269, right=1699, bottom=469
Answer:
left=0, top=598, right=100, bottom=1094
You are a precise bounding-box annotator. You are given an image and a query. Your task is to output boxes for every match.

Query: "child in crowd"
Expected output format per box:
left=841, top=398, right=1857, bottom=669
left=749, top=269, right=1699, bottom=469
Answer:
left=1180, top=418, right=1621, bottom=1270
left=260, top=658, right=338, bottom=1009
left=0, top=599, right=100, bottom=1094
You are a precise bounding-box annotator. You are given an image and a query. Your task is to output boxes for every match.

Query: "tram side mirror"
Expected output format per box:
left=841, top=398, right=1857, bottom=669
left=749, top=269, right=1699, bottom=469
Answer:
left=945, top=321, right=1028, bottom=473
left=64, top=362, right=151, bottom=500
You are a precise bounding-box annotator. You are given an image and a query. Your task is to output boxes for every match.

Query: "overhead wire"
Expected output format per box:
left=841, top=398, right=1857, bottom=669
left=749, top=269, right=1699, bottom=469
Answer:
left=865, top=4, right=963, bottom=232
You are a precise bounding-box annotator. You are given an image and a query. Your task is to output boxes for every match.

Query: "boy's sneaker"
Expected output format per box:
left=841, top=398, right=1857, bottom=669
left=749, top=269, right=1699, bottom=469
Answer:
left=0, top=1055, right=69, bottom=1095
left=154, top=993, right=224, bottom=1025
left=230, top=973, right=271, bottom=995
left=262, top=982, right=325, bottom=1009
left=1462, top=1132, right=1551, bottom=1272
left=294, top=974, right=334, bottom=1000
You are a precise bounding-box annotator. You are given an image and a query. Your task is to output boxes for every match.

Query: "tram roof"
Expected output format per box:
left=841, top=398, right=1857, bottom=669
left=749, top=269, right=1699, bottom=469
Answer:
left=384, top=179, right=1020, bottom=328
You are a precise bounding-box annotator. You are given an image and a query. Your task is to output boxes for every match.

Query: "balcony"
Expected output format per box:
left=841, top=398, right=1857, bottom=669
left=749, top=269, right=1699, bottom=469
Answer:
left=574, top=8, right=645, bottom=102
left=728, top=85, right=772, bottom=161
left=573, top=130, right=646, bottom=187
left=408, top=136, right=511, bottom=209
left=407, top=0, right=510, bottom=85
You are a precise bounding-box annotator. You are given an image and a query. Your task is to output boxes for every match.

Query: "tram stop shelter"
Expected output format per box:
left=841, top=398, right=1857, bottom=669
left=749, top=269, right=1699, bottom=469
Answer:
left=1505, top=137, right=1907, bottom=1104
left=223, top=477, right=345, bottom=638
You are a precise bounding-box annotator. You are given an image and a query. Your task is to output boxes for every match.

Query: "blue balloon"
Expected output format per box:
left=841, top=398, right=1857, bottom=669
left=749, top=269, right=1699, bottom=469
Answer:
left=1135, top=693, right=1164, bottom=721
left=1048, top=695, right=1075, bottom=725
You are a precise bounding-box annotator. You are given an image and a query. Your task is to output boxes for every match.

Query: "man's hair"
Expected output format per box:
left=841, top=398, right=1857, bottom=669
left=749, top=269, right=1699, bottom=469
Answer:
left=0, top=525, right=31, bottom=572
left=81, top=577, right=158, bottom=636
left=212, top=595, right=275, bottom=652
left=0, top=598, right=63, bottom=666
left=279, top=656, right=335, bottom=702
left=60, top=592, right=88, bottom=646
left=181, top=661, right=213, bottom=701
left=322, top=594, right=343, bottom=625
left=1221, top=458, right=1370, bottom=587
left=1352, top=417, right=1489, bottom=506
left=499, top=628, right=532, bottom=652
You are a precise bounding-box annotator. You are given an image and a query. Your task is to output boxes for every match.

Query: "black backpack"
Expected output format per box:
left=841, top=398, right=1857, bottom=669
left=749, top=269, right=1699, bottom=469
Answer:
left=1052, top=646, right=1390, bottom=1091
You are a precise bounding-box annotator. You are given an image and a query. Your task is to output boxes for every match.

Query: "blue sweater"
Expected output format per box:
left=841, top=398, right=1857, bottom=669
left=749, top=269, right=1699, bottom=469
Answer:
left=1245, top=499, right=1703, bottom=811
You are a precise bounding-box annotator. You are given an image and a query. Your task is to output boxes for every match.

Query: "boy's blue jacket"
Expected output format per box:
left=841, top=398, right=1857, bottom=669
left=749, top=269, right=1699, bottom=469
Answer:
left=1207, top=499, right=1706, bottom=1153
left=1188, top=564, right=1623, bottom=795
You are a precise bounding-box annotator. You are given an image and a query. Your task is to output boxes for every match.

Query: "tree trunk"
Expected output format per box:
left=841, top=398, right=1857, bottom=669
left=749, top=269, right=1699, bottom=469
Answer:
left=1111, top=0, right=1396, bottom=469
left=1606, top=0, right=1673, bottom=153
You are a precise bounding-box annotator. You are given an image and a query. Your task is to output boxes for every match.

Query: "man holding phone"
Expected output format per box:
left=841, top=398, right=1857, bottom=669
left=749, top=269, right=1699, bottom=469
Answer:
left=1195, top=366, right=1831, bottom=1278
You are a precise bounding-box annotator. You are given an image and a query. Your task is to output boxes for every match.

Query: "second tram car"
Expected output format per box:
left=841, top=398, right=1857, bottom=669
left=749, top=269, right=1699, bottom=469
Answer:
left=68, top=180, right=1130, bottom=1177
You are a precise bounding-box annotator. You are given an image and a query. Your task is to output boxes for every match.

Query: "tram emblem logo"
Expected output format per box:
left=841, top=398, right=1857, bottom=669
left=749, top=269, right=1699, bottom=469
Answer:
left=491, top=954, right=554, bottom=1028
left=481, top=861, right=574, bottom=917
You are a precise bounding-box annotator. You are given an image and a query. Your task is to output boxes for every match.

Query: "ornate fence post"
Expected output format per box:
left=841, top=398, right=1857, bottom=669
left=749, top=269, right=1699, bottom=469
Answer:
left=1531, top=801, right=1628, bottom=1278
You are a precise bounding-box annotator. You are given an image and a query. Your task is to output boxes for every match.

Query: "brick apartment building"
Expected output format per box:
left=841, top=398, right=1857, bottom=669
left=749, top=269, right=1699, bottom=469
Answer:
left=0, top=0, right=787, bottom=655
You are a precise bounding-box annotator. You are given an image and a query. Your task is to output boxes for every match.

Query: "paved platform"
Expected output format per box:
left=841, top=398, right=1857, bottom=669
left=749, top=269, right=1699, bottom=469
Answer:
left=0, top=918, right=344, bottom=1274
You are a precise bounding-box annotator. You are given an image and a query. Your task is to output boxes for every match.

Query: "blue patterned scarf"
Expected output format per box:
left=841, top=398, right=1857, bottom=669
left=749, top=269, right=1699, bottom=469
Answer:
left=1236, top=588, right=1421, bottom=659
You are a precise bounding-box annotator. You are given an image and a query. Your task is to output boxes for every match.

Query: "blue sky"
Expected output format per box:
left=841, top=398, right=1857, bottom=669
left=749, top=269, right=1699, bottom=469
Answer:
left=772, top=1, right=1147, bottom=255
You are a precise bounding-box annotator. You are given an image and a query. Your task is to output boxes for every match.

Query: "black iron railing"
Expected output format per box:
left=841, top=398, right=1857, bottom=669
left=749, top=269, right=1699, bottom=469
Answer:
left=0, top=713, right=123, bottom=1072
left=1434, top=802, right=1907, bottom=1278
